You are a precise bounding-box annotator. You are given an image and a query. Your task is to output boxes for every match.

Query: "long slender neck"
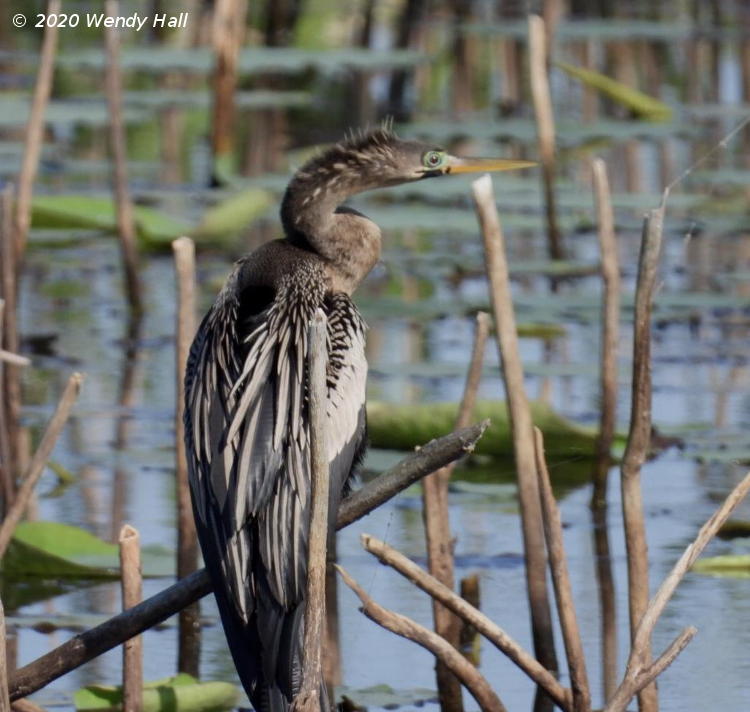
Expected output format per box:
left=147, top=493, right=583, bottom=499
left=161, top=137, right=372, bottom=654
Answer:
left=280, top=164, right=382, bottom=294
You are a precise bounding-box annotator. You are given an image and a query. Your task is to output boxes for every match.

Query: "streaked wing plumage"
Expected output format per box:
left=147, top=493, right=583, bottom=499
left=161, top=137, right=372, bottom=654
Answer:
left=184, top=257, right=367, bottom=710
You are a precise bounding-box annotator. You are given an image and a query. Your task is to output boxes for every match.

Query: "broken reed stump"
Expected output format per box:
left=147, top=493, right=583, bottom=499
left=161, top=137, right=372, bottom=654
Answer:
left=104, top=0, right=143, bottom=315
left=620, top=205, right=664, bottom=712
left=292, top=312, right=330, bottom=712
left=471, top=173, right=559, bottom=711
left=171, top=237, right=200, bottom=676
left=533, top=429, right=590, bottom=712
left=528, top=14, right=563, bottom=261
left=14, top=0, right=60, bottom=259
left=119, top=525, right=143, bottom=712
left=421, top=311, right=488, bottom=712
left=8, top=422, right=489, bottom=701
left=591, top=157, right=619, bottom=701
left=337, top=565, right=508, bottom=712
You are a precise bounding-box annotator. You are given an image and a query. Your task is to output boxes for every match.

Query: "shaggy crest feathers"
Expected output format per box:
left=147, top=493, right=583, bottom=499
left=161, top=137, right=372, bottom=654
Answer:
left=298, top=122, right=400, bottom=177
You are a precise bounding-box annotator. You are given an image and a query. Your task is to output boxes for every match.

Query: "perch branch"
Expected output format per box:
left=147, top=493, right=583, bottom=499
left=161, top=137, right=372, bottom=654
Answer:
left=8, top=422, right=488, bottom=700
left=292, top=312, right=329, bottom=712
left=0, top=373, right=83, bottom=558
left=337, top=565, right=507, bottom=712
left=361, top=534, right=572, bottom=711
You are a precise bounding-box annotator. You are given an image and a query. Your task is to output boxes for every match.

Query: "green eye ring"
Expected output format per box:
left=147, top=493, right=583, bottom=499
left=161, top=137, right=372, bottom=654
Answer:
left=422, top=150, right=446, bottom=169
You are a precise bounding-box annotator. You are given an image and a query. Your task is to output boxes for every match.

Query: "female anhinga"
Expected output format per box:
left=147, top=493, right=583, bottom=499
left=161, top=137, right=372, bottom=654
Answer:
left=184, top=126, right=531, bottom=711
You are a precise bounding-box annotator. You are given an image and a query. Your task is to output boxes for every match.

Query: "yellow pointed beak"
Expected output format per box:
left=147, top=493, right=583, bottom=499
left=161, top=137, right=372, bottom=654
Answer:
left=446, top=156, right=536, bottom=174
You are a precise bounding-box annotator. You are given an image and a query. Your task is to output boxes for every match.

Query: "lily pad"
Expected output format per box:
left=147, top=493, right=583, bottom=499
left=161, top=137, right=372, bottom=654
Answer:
left=193, top=188, right=273, bottom=242
left=75, top=674, right=239, bottom=712
left=717, top=521, right=750, bottom=540
left=692, top=555, right=750, bottom=577
left=2, top=521, right=174, bottom=579
left=31, top=195, right=190, bottom=247
left=366, top=400, right=611, bottom=460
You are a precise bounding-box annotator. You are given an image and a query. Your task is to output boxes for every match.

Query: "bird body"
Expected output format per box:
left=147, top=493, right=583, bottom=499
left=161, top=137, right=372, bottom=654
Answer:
left=184, top=127, right=533, bottom=711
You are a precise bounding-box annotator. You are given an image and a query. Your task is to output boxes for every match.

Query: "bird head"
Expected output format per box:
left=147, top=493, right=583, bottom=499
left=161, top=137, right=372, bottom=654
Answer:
left=327, top=125, right=535, bottom=188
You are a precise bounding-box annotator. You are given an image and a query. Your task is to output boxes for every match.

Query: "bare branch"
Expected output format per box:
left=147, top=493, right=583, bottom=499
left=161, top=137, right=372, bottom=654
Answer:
left=9, top=423, right=489, bottom=700
left=0, top=373, right=83, bottom=558
left=361, top=534, right=572, bottom=712
left=337, top=565, right=508, bottom=712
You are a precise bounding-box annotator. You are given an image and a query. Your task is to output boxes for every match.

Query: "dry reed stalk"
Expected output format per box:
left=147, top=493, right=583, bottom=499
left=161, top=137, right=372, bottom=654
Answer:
left=291, top=312, right=329, bottom=712
left=421, top=311, right=489, bottom=712
left=528, top=14, right=563, bottom=261
left=104, top=0, right=142, bottom=314
left=590, top=158, right=619, bottom=701
left=533, top=428, right=590, bottom=712
left=14, top=0, right=60, bottom=259
left=471, top=174, right=559, bottom=707
left=620, top=206, right=664, bottom=712
left=604, top=471, right=750, bottom=712
left=119, top=525, right=143, bottom=712
left=0, top=300, right=11, bottom=513
left=458, top=574, right=480, bottom=662
left=337, top=565, right=508, bottom=712
left=361, top=534, right=572, bottom=711
left=171, top=237, right=200, bottom=675
left=9, top=422, right=489, bottom=700
left=0, top=597, right=8, bottom=712
left=0, top=352, right=29, bottom=368
left=1, top=187, right=19, bottom=503
left=210, top=0, right=247, bottom=179
left=0, top=373, right=83, bottom=558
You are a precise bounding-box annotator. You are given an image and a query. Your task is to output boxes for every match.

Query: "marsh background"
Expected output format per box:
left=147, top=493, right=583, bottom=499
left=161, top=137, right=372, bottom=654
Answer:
left=2, top=0, right=750, bottom=710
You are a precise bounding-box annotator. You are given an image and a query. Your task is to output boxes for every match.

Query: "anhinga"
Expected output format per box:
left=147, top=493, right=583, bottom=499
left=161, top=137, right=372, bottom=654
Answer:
left=183, top=126, right=532, bottom=711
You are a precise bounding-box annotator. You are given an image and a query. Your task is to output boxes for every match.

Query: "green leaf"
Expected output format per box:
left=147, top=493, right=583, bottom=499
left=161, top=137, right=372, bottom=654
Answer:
left=555, top=61, right=672, bottom=122
left=366, top=400, right=613, bottom=460
left=1, top=521, right=174, bottom=579
left=74, top=675, right=239, bottom=712
left=692, top=555, right=750, bottom=578
left=193, top=188, right=272, bottom=242
left=31, top=195, right=191, bottom=247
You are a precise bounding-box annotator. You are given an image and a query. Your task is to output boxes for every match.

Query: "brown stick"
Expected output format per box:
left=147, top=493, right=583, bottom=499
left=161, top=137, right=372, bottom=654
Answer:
left=0, top=597, right=9, bottom=712
left=362, top=534, right=572, bottom=711
left=104, top=0, right=142, bottom=314
left=171, top=237, right=200, bottom=676
left=533, top=428, right=590, bottom=712
left=14, top=0, right=60, bottom=259
left=620, top=206, right=664, bottom=712
left=119, top=525, right=143, bottom=712
left=1, top=186, right=20, bottom=505
left=292, top=312, right=329, bottom=712
left=590, top=157, right=619, bottom=700
left=8, top=422, right=489, bottom=700
left=471, top=174, right=559, bottom=708
left=0, top=352, right=29, bottom=368
left=528, top=14, right=563, bottom=261
left=605, top=474, right=750, bottom=711
left=210, top=0, right=247, bottom=180
left=421, top=311, right=488, bottom=712
left=0, top=373, right=83, bottom=559
left=337, top=565, right=508, bottom=712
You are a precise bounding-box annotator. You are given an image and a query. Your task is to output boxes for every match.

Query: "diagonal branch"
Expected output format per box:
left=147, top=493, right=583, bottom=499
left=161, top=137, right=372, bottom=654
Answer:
left=337, top=564, right=508, bottom=712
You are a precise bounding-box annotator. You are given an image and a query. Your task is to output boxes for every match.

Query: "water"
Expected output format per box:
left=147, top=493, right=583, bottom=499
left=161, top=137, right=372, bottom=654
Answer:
left=5, top=4, right=750, bottom=710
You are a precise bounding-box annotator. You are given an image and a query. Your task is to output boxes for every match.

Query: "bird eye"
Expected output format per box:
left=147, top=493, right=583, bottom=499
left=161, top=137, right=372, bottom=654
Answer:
left=422, top=150, right=445, bottom=169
